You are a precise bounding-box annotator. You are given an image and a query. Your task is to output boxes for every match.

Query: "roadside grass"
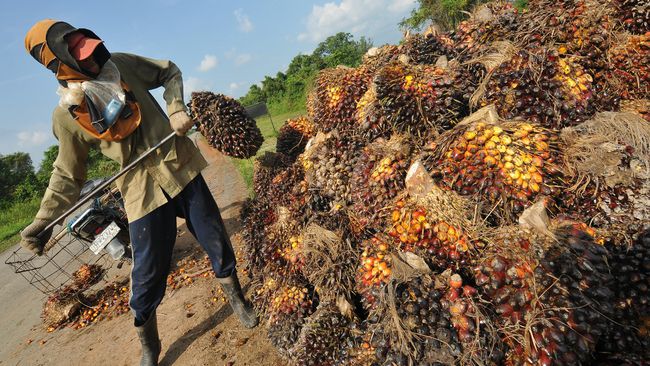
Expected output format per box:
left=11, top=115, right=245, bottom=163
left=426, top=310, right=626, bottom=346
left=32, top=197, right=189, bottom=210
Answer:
left=231, top=109, right=307, bottom=194
left=0, top=197, right=40, bottom=253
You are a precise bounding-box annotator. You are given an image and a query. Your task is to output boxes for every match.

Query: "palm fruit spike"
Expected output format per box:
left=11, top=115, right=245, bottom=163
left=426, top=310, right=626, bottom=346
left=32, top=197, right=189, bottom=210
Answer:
left=356, top=234, right=393, bottom=309
left=349, top=136, right=411, bottom=233
left=189, top=91, right=263, bottom=158
left=303, top=133, right=363, bottom=205
left=291, top=303, right=353, bottom=366
left=423, top=119, right=563, bottom=224
left=481, top=48, right=596, bottom=129
left=267, top=313, right=305, bottom=357
left=595, top=230, right=650, bottom=360
left=354, top=85, right=392, bottom=141
left=615, top=0, right=649, bottom=34
left=345, top=330, right=379, bottom=366
left=276, top=116, right=314, bottom=160
left=252, top=151, right=292, bottom=199
left=442, top=273, right=505, bottom=364
left=374, top=62, right=466, bottom=138
left=240, top=198, right=278, bottom=275
left=401, top=33, right=456, bottom=65
left=312, top=66, right=373, bottom=133
left=452, top=2, right=521, bottom=59
left=605, top=33, right=649, bottom=102
left=387, top=199, right=474, bottom=271
left=266, top=160, right=305, bottom=207
left=369, top=275, right=462, bottom=365
left=359, top=44, right=400, bottom=75
left=475, top=224, right=613, bottom=365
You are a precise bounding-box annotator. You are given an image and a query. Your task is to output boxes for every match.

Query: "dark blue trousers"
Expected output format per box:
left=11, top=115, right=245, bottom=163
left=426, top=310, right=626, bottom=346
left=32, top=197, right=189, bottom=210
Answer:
left=128, top=174, right=236, bottom=325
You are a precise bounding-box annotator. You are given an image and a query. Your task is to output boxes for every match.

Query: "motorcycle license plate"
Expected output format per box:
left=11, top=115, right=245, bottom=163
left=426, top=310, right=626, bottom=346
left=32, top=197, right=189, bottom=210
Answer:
left=89, top=221, right=121, bottom=255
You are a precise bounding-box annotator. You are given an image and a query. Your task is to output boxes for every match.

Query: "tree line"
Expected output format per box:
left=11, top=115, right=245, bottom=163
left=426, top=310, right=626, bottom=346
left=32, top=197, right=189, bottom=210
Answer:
left=0, top=147, right=119, bottom=208
left=238, top=32, right=372, bottom=113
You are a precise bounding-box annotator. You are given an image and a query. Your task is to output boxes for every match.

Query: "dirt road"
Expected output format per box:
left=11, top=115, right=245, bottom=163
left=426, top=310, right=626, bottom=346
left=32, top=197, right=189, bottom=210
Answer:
left=0, top=137, right=283, bottom=366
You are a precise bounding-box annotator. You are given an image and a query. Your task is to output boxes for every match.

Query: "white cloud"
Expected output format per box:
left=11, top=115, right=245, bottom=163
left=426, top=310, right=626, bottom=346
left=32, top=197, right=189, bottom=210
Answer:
left=226, top=49, right=253, bottom=66
left=198, top=55, right=218, bottom=72
left=234, top=9, right=254, bottom=33
left=234, top=53, right=252, bottom=65
left=17, top=130, right=48, bottom=147
left=298, top=0, right=417, bottom=43
left=229, top=82, right=241, bottom=91
left=183, top=77, right=213, bottom=100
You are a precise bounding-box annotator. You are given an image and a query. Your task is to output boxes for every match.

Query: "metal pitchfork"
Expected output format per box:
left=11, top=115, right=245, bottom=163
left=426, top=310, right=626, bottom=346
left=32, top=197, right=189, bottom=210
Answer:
left=37, top=132, right=177, bottom=253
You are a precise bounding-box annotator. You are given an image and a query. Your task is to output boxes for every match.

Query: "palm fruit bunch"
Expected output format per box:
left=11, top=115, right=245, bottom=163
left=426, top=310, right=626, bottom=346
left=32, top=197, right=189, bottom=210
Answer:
left=349, top=136, right=411, bottom=233
left=387, top=199, right=474, bottom=272
left=374, top=62, right=466, bottom=138
left=290, top=303, right=353, bottom=366
left=42, top=285, right=82, bottom=329
left=452, top=2, right=521, bottom=58
left=605, top=33, right=649, bottom=102
left=279, top=235, right=305, bottom=272
left=556, top=1, right=614, bottom=67
left=424, top=119, right=562, bottom=223
left=355, top=85, right=392, bottom=141
left=401, top=33, right=456, bottom=65
left=276, top=116, right=314, bottom=160
left=311, top=67, right=372, bottom=133
left=240, top=198, right=280, bottom=275
left=266, top=161, right=305, bottom=207
left=474, top=224, right=613, bottom=365
left=256, top=277, right=318, bottom=356
left=356, top=234, right=393, bottom=309
left=443, top=273, right=505, bottom=364
left=71, top=263, right=103, bottom=288
left=189, top=91, right=263, bottom=158
left=300, top=225, right=359, bottom=306
left=344, top=331, right=379, bottom=366
left=369, top=275, right=462, bottom=365
left=303, top=133, right=363, bottom=205
left=252, top=152, right=292, bottom=199
left=359, top=44, right=401, bottom=75
left=559, top=111, right=650, bottom=243
left=621, top=98, right=650, bottom=121
left=481, top=48, right=596, bottom=128
left=595, top=230, right=650, bottom=360
left=254, top=276, right=317, bottom=323
left=615, top=0, right=649, bottom=34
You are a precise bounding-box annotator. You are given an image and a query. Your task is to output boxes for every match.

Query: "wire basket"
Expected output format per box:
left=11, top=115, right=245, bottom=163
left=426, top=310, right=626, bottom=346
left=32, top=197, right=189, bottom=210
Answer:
left=4, top=185, right=129, bottom=295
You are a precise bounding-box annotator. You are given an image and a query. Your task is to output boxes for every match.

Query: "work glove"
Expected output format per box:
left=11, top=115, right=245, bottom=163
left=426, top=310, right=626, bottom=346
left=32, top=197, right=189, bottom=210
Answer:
left=20, top=219, right=53, bottom=256
left=169, top=111, right=194, bottom=136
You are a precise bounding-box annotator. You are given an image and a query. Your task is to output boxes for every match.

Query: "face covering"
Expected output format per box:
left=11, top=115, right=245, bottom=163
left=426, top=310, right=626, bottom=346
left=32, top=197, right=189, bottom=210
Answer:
left=58, top=60, right=127, bottom=133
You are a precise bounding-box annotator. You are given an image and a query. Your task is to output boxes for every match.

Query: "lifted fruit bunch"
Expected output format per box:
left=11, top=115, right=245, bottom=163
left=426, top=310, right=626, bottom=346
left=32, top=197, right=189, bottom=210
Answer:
left=189, top=91, right=263, bottom=158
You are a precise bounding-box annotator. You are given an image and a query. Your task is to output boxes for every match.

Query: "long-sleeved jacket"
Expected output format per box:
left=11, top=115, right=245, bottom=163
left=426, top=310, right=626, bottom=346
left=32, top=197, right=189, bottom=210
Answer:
left=36, top=53, right=207, bottom=223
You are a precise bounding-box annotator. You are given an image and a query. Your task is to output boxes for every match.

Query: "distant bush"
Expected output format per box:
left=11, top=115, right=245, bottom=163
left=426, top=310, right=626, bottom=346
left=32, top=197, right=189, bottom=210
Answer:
left=239, top=32, right=372, bottom=115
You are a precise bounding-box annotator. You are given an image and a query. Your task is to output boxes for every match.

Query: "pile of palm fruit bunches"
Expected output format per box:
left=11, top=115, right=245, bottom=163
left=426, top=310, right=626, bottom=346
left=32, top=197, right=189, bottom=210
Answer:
left=241, top=0, right=649, bottom=364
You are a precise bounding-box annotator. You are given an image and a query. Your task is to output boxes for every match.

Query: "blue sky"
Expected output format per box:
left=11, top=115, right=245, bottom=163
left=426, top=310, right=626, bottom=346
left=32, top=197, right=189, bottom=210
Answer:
left=0, top=0, right=416, bottom=167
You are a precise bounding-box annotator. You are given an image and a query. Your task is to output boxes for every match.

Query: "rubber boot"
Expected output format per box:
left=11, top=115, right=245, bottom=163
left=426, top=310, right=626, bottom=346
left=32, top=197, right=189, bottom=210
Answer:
left=135, top=312, right=161, bottom=366
left=218, top=272, right=259, bottom=328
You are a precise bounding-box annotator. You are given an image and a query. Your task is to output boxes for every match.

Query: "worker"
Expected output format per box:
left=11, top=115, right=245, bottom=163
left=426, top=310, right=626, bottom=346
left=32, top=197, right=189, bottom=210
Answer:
left=21, top=19, right=257, bottom=365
